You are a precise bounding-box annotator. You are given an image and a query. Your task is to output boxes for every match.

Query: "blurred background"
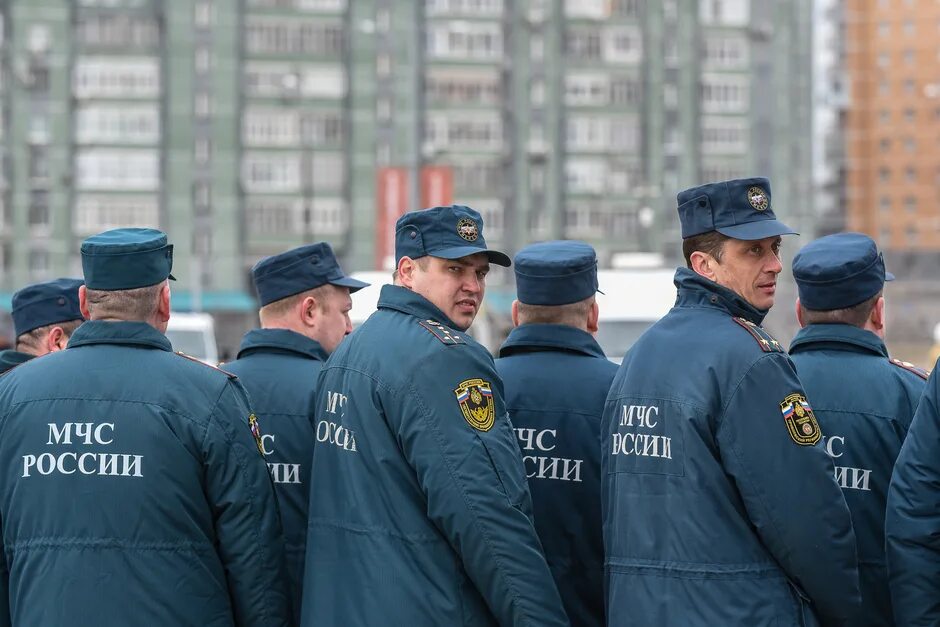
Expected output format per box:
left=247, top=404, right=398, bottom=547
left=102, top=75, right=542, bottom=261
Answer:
left=0, top=0, right=936, bottom=365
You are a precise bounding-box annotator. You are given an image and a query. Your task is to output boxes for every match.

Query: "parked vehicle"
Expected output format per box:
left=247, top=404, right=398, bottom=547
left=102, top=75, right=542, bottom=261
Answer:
left=165, top=312, right=219, bottom=365
left=594, top=268, right=677, bottom=363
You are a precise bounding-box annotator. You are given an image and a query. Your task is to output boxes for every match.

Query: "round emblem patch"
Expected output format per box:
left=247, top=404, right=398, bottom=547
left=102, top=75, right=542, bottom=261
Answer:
left=456, top=218, right=479, bottom=242
left=747, top=187, right=769, bottom=211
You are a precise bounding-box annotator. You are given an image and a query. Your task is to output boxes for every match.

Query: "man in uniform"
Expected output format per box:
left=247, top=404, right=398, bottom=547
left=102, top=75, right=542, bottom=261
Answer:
left=788, top=232, right=926, bottom=626
left=224, top=241, right=367, bottom=622
left=301, top=205, right=569, bottom=626
left=886, top=350, right=940, bottom=621
left=495, top=240, right=616, bottom=627
left=0, top=228, right=291, bottom=626
left=0, top=278, right=84, bottom=374
left=602, top=178, right=860, bottom=626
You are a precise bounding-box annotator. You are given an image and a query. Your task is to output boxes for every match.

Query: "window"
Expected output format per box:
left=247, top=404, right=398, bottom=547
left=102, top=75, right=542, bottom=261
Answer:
left=241, top=153, right=301, bottom=193
left=701, top=117, right=748, bottom=155
left=73, top=195, right=159, bottom=233
left=29, top=146, right=49, bottom=181
left=195, top=47, right=212, bottom=74
left=905, top=166, right=916, bottom=182
left=905, top=196, right=917, bottom=212
left=564, top=0, right=607, bottom=19
left=245, top=198, right=301, bottom=235
left=75, top=105, right=160, bottom=144
left=700, top=74, right=749, bottom=113
left=566, top=159, right=607, bottom=194
left=310, top=152, right=345, bottom=192
left=565, top=73, right=609, bottom=107
left=310, top=198, right=347, bottom=234
left=702, top=35, right=749, bottom=69
left=28, top=191, right=50, bottom=230
left=425, top=113, right=503, bottom=151
left=610, top=76, right=641, bottom=106
left=242, top=108, right=300, bottom=147
left=194, top=2, right=213, bottom=27
left=75, top=149, right=160, bottom=190
left=195, top=93, right=211, bottom=118
left=244, top=63, right=346, bottom=99
left=426, top=21, right=503, bottom=61
left=426, top=68, right=501, bottom=106
left=244, top=17, right=344, bottom=57
left=611, top=0, right=642, bottom=18
left=904, top=137, right=916, bottom=152
left=426, top=0, right=503, bottom=16
left=195, top=138, right=211, bottom=165
left=474, top=200, right=504, bottom=237
left=73, top=57, right=160, bottom=99
left=566, top=28, right=602, bottom=62
left=700, top=0, right=749, bottom=26
left=701, top=162, right=744, bottom=183
left=245, top=0, right=347, bottom=11
left=878, top=168, right=890, bottom=182
left=74, top=13, right=159, bottom=49
left=300, top=111, right=344, bottom=146
left=29, top=249, right=49, bottom=279
left=451, top=159, right=503, bottom=193
left=604, top=26, right=642, bottom=64
left=879, top=196, right=890, bottom=211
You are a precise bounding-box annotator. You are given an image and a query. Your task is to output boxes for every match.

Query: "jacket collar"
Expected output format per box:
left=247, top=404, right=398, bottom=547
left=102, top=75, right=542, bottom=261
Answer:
left=498, top=324, right=606, bottom=359
left=789, top=323, right=888, bottom=358
left=67, top=320, right=172, bottom=352
left=673, top=267, right=769, bottom=325
left=377, top=284, right=463, bottom=329
left=0, top=350, right=34, bottom=369
left=236, top=328, right=329, bottom=361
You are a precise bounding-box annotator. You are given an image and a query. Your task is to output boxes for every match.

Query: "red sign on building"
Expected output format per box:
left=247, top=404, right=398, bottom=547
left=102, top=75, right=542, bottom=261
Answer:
left=376, top=167, right=409, bottom=269
left=421, top=165, right=454, bottom=209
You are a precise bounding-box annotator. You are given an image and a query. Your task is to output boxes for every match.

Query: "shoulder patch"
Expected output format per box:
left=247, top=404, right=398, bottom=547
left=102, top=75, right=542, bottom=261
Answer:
left=889, top=357, right=930, bottom=380
left=455, top=378, right=495, bottom=431
left=780, top=393, right=822, bottom=445
left=418, top=319, right=466, bottom=346
left=174, top=351, right=238, bottom=379
left=731, top=317, right=783, bottom=353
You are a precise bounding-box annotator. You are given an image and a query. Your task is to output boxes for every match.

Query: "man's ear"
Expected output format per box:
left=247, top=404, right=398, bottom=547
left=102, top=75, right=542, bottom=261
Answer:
left=45, top=326, right=67, bottom=352
left=79, top=285, right=90, bottom=319
left=510, top=300, right=520, bottom=328
left=587, top=299, right=599, bottom=334
left=795, top=298, right=805, bottom=329
left=870, top=296, right=886, bottom=332
left=398, top=257, right=418, bottom=289
left=690, top=251, right=717, bottom=281
left=300, top=295, right=319, bottom=328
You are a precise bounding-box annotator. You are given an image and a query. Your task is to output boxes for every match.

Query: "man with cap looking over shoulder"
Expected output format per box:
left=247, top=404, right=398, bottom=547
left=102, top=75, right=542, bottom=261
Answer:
left=787, top=232, right=925, bottom=627
left=0, top=278, right=84, bottom=374
left=301, top=205, right=569, bottom=626
left=495, top=240, right=617, bottom=627
left=224, top=241, right=368, bottom=622
left=0, top=228, right=291, bottom=626
left=602, top=178, right=860, bottom=626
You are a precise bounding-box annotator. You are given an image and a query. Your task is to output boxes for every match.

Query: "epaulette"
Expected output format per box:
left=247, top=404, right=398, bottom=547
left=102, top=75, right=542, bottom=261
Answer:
left=731, top=317, right=784, bottom=353
left=889, top=357, right=930, bottom=381
left=418, top=319, right=466, bottom=346
left=174, top=351, right=238, bottom=378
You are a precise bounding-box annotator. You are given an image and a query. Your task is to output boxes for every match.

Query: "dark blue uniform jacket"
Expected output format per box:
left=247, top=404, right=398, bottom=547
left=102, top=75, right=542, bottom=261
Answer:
left=496, top=324, right=617, bottom=627
left=790, top=323, right=925, bottom=627
left=886, top=357, right=940, bottom=626
left=0, top=351, right=32, bottom=375
left=602, top=269, right=860, bottom=627
left=0, top=321, right=291, bottom=626
left=301, top=285, right=569, bottom=627
left=224, top=328, right=328, bottom=624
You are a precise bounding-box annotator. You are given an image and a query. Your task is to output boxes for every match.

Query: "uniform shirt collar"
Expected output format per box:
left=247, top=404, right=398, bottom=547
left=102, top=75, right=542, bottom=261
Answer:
left=789, top=323, right=888, bottom=358
left=673, top=267, right=768, bottom=325
left=236, top=328, right=329, bottom=361
left=377, top=284, right=463, bottom=329
left=0, top=349, right=35, bottom=369
left=498, top=324, right=606, bottom=359
left=67, top=320, right=172, bottom=351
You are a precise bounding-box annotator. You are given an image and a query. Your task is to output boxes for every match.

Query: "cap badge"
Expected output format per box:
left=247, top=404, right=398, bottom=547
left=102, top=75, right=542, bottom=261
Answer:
left=747, top=187, right=769, bottom=211
left=457, top=218, right=479, bottom=242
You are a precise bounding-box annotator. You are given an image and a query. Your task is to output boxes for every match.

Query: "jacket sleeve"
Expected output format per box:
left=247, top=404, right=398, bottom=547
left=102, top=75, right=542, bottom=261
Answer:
left=203, top=379, right=292, bottom=627
left=715, top=353, right=860, bottom=626
left=886, top=366, right=940, bottom=626
left=390, top=350, right=569, bottom=627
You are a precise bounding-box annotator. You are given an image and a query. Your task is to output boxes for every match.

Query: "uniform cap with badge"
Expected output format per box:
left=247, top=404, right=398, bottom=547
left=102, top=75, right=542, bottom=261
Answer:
left=81, top=228, right=175, bottom=290
left=513, top=240, right=601, bottom=306
left=677, top=176, right=798, bottom=240
left=792, top=232, right=894, bottom=311
left=11, top=278, right=84, bottom=337
left=395, top=204, right=511, bottom=267
left=251, top=241, right=369, bottom=307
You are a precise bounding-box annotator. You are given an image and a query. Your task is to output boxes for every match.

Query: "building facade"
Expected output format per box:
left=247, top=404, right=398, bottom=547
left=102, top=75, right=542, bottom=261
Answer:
left=0, top=0, right=814, bottom=337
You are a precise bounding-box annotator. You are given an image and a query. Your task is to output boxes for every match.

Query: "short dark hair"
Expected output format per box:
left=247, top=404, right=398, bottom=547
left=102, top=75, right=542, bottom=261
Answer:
left=799, top=291, right=882, bottom=328
left=15, top=319, right=83, bottom=353
left=682, top=231, right=731, bottom=268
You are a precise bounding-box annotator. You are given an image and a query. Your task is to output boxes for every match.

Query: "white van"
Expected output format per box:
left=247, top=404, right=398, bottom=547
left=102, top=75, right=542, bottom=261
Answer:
left=165, top=312, right=219, bottom=365
left=594, top=268, right=677, bottom=363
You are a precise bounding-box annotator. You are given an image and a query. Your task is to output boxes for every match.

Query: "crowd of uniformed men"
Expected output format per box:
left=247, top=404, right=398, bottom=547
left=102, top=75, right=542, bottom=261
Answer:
left=0, top=176, right=937, bottom=626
